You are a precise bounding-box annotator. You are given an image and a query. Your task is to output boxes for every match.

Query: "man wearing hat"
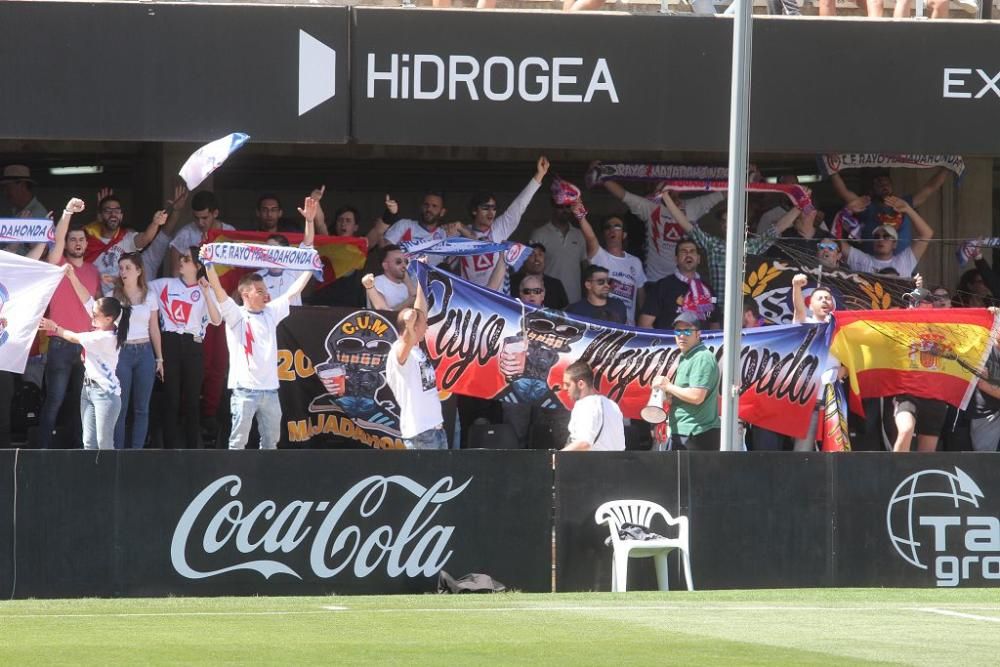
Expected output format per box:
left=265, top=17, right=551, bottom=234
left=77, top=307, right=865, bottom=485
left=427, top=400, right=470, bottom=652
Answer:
left=1, top=165, right=48, bottom=220
left=839, top=196, right=933, bottom=277
left=653, top=311, right=720, bottom=451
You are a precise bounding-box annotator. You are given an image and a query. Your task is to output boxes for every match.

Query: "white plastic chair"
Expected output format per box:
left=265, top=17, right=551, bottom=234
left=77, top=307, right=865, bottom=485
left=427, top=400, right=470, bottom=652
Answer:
left=594, top=500, right=694, bottom=592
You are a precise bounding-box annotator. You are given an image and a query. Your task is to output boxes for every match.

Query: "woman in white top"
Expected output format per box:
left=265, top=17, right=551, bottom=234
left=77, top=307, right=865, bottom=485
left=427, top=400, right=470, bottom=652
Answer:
left=40, top=265, right=131, bottom=451
left=149, top=248, right=222, bottom=448
left=111, top=252, right=163, bottom=449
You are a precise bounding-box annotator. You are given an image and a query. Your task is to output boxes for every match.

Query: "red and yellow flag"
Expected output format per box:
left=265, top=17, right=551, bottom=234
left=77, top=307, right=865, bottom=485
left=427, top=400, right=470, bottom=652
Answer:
left=205, top=229, right=368, bottom=292
left=830, top=308, right=998, bottom=410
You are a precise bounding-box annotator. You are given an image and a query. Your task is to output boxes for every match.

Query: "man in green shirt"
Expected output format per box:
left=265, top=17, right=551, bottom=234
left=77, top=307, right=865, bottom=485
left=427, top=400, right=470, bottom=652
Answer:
left=654, top=311, right=721, bottom=451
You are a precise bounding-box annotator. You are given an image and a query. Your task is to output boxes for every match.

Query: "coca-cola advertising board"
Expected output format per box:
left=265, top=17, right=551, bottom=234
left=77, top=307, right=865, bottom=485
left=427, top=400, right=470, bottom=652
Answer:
left=8, top=450, right=552, bottom=597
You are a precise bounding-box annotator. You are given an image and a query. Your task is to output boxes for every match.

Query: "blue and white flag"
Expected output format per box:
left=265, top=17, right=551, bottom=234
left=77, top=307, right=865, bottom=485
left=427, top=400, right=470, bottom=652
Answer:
left=0, top=252, right=65, bottom=373
left=0, top=218, right=54, bottom=245
left=956, top=237, right=1000, bottom=266
left=179, top=132, right=250, bottom=190
left=201, top=242, right=323, bottom=280
left=400, top=237, right=534, bottom=272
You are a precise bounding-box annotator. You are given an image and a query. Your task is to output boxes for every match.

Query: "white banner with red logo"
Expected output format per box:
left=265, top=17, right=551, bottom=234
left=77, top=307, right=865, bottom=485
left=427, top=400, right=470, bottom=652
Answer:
left=0, top=218, right=54, bottom=244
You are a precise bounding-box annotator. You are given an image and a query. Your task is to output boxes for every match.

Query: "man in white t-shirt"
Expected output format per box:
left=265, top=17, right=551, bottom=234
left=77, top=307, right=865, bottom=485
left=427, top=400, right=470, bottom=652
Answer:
left=560, top=361, right=625, bottom=451
left=791, top=273, right=836, bottom=325
left=366, top=190, right=447, bottom=259
left=597, top=177, right=723, bottom=282
left=170, top=191, right=234, bottom=276
left=456, top=156, right=548, bottom=291
left=254, top=197, right=319, bottom=307
left=203, top=250, right=313, bottom=450
left=385, top=287, right=446, bottom=449
left=86, top=194, right=168, bottom=294
left=840, top=197, right=932, bottom=277
left=791, top=274, right=845, bottom=452
left=576, top=205, right=646, bottom=325
left=362, top=245, right=414, bottom=311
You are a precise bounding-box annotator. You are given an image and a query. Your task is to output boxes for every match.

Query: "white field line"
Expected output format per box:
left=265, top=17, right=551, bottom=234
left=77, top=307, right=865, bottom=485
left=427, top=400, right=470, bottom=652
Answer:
left=323, top=604, right=1000, bottom=613
left=0, top=608, right=347, bottom=620
left=917, top=608, right=1000, bottom=623
left=3, top=604, right=1000, bottom=621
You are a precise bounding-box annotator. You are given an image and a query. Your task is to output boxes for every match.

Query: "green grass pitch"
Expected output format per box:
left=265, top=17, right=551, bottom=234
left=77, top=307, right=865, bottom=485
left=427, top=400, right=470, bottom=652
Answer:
left=0, top=589, right=997, bottom=665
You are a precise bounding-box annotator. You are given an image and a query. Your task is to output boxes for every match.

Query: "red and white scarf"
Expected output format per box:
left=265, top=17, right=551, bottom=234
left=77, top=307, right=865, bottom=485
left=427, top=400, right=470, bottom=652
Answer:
left=652, top=180, right=814, bottom=213
left=674, top=270, right=714, bottom=320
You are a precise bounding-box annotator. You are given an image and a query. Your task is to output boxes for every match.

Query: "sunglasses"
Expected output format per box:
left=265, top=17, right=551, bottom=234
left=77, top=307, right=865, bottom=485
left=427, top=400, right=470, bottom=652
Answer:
left=817, top=242, right=838, bottom=251
left=520, top=288, right=544, bottom=295
left=675, top=328, right=697, bottom=336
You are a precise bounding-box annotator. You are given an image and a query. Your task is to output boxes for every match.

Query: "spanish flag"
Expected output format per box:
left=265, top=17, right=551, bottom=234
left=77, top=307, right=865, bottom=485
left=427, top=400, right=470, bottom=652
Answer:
left=205, top=229, right=367, bottom=292
left=830, top=309, right=998, bottom=410
left=82, top=221, right=128, bottom=263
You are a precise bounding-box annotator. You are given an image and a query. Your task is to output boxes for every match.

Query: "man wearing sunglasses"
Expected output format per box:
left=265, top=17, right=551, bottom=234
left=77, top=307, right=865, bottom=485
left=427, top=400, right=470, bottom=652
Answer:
left=456, top=156, right=549, bottom=291
left=575, top=207, right=645, bottom=325
left=840, top=196, right=933, bottom=277
left=362, top=245, right=415, bottom=311
left=816, top=237, right=843, bottom=270
left=652, top=311, right=720, bottom=451
left=596, top=171, right=723, bottom=284
left=511, top=243, right=568, bottom=310
left=566, top=265, right=627, bottom=325
left=516, top=275, right=547, bottom=307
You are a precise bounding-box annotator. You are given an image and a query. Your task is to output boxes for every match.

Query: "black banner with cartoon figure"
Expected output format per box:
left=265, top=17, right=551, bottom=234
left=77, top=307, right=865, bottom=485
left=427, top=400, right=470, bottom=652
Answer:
left=277, top=306, right=405, bottom=449
left=743, top=255, right=914, bottom=324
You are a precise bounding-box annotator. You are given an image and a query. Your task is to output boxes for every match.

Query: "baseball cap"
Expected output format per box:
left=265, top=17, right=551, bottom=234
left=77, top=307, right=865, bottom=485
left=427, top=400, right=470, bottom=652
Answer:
left=873, top=224, right=898, bottom=240
left=672, top=311, right=702, bottom=331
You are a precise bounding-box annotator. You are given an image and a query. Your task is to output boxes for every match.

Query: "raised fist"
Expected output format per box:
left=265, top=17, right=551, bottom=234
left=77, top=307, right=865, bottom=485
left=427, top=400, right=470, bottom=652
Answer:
left=65, top=198, right=86, bottom=214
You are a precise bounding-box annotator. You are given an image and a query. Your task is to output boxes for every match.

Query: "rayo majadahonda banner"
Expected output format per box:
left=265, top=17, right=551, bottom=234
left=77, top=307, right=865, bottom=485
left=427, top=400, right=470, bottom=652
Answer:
left=415, top=263, right=832, bottom=438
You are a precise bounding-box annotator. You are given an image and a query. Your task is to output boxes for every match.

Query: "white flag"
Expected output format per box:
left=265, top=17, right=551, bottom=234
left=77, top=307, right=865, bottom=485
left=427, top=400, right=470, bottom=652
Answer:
left=0, top=252, right=65, bottom=373
left=178, top=132, right=250, bottom=190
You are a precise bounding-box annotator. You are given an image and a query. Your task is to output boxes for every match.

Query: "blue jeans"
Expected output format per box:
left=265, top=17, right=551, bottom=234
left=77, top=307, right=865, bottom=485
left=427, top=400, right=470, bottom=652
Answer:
left=81, top=381, right=121, bottom=450
left=404, top=426, right=448, bottom=450
left=114, top=342, right=155, bottom=450
left=229, top=388, right=282, bottom=450
left=37, top=337, right=84, bottom=449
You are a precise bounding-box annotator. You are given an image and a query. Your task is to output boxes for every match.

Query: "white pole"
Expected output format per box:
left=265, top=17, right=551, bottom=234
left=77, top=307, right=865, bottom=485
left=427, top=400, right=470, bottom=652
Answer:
left=719, top=0, right=753, bottom=452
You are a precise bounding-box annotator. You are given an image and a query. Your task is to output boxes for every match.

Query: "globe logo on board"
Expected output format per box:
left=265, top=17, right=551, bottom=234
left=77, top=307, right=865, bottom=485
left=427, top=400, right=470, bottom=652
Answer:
left=885, top=467, right=983, bottom=569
